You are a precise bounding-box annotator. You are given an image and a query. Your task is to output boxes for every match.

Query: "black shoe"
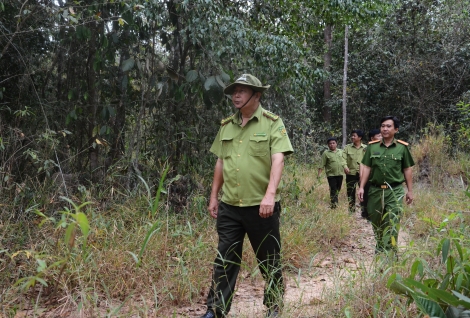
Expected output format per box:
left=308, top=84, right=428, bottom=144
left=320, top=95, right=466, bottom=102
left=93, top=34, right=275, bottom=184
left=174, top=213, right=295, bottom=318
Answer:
left=361, top=209, right=369, bottom=219
left=200, top=310, right=216, bottom=318
left=266, top=307, right=280, bottom=317
left=200, top=310, right=225, bottom=318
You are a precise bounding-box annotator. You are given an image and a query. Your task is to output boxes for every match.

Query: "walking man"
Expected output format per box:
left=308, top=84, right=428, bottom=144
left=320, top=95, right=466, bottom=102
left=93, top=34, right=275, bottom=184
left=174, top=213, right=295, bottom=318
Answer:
left=318, top=137, right=347, bottom=208
left=358, top=116, right=414, bottom=253
left=343, top=130, right=367, bottom=213
left=201, top=74, right=294, bottom=318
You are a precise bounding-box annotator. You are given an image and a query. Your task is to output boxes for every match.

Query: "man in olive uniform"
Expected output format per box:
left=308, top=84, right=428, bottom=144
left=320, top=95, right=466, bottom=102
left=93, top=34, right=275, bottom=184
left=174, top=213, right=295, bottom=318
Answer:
left=343, top=130, right=367, bottom=213
left=201, top=74, right=294, bottom=318
left=358, top=116, right=414, bottom=253
left=318, top=137, right=347, bottom=208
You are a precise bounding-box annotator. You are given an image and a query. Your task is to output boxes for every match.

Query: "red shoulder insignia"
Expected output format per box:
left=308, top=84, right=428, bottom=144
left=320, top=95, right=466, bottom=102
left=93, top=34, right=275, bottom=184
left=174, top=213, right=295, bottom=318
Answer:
left=397, top=139, right=409, bottom=146
left=368, top=140, right=380, bottom=144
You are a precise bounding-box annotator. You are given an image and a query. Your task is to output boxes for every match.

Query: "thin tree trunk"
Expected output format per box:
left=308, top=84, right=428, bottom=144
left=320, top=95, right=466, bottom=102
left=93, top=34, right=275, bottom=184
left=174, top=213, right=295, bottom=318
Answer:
left=323, top=24, right=333, bottom=123
left=342, top=25, right=349, bottom=147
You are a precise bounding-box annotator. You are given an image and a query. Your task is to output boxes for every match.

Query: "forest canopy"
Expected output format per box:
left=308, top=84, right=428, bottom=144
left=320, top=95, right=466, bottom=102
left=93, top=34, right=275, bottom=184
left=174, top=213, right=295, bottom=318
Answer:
left=1, top=0, right=470, bottom=210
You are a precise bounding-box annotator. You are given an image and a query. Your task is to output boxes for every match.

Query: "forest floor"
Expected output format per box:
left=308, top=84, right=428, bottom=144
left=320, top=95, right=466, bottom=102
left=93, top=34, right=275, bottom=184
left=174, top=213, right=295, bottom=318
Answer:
left=172, top=208, right=410, bottom=318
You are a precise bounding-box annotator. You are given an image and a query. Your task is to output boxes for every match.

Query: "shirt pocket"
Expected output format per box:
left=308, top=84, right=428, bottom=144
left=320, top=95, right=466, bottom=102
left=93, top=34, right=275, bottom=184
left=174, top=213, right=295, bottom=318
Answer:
left=249, top=136, right=269, bottom=157
left=388, top=154, right=402, bottom=168
left=221, top=137, right=234, bottom=158
left=370, top=154, right=382, bottom=167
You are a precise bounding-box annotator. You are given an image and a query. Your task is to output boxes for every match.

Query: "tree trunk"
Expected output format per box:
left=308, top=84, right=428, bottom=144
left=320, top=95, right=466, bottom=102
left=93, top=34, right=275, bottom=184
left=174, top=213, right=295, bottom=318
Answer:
left=323, top=24, right=333, bottom=123
left=342, top=25, right=349, bottom=147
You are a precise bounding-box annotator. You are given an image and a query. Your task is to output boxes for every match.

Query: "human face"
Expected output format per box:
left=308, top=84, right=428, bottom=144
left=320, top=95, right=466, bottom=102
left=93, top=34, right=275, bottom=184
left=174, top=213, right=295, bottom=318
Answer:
left=350, top=133, right=361, bottom=144
left=380, top=119, right=398, bottom=140
left=328, top=140, right=337, bottom=151
left=372, top=133, right=382, bottom=141
left=231, top=85, right=255, bottom=109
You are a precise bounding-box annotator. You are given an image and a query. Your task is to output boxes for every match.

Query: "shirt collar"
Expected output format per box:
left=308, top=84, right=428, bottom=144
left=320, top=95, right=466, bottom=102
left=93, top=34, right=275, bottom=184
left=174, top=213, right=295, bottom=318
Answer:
left=233, top=105, right=263, bottom=125
left=379, top=138, right=397, bottom=147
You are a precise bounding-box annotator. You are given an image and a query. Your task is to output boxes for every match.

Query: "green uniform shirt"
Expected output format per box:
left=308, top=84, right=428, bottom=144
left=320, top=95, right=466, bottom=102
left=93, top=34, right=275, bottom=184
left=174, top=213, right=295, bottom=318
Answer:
left=320, top=149, right=346, bottom=177
left=343, top=143, right=367, bottom=175
left=361, top=139, right=415, bottom=185
left=210, top=105, right=294, bottom=207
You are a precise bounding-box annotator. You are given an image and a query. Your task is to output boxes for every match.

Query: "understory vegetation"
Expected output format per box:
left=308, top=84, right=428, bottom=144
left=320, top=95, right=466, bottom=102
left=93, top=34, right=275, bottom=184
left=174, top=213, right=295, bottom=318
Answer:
left=1, top=131, right=469, bottom=317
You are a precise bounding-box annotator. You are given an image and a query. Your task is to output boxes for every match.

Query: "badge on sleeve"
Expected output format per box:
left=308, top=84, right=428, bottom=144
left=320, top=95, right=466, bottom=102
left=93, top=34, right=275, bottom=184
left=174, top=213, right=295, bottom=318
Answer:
left=278, top=126, right=287, bottom=136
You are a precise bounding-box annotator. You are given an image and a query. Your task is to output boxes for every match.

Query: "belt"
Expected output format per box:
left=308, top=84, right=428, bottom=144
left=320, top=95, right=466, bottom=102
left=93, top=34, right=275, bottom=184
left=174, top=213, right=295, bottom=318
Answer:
left=371, top=182, right=402, bottom=189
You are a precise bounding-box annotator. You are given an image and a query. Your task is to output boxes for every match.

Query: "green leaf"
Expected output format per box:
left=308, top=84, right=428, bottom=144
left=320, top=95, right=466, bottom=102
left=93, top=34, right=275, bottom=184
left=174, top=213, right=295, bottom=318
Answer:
left=412, top=295, right=446, bottom=318
left=215, top=75, right=225, bottom=87
left=220, top=70, right=230, bottom=82
left=186, top=70, right=198, bottom=82
left=64, top=223, right=76, bottom=246
left=126, top=251, right=139, bottom=264
left=204, top=76, right=217, bottom=91
left=36, top=259, right=47, bottom=272
left=121, top=58, right=135, bottom=72
left=452, top=291, right=470, bottom=306
left=442, top=238, right=451, bottom=263
left=74, top=212, right=90, bottom=238
left=35, top=277, right=48, bottom=287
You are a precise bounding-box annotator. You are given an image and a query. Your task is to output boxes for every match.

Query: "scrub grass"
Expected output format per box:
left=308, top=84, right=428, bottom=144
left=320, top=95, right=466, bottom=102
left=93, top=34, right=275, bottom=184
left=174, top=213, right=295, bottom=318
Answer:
left=1, top=133, right=470, bottom=317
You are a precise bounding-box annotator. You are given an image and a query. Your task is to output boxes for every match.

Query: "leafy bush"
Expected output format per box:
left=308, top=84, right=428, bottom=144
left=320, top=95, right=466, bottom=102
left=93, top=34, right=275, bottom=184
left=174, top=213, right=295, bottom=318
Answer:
left=388, top=196, right=470, bottom=318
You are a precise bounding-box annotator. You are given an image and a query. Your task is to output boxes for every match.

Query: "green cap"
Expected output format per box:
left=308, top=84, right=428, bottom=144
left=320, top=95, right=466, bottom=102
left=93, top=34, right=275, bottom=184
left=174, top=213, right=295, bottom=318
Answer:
left=223, top=74, right=271, bottom=95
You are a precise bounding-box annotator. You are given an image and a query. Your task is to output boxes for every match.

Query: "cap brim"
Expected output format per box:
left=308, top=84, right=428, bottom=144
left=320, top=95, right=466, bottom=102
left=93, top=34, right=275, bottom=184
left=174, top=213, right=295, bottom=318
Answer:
left=223, top=83, right=270, bottom=95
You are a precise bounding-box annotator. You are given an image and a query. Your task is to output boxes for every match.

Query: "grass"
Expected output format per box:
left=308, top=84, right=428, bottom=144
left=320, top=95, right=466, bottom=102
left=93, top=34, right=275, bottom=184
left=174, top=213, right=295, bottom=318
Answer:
left=1, top=133, right=470, bottom=317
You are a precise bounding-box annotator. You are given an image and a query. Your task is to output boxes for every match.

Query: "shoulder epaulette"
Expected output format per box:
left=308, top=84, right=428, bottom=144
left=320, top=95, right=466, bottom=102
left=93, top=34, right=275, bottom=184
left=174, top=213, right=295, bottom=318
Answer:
left=397, top=139, right=409, bottom=146
left=220, top=114, right=235, bottom=126
left=368, top=140, right=380, bottom=144
left=263, top=110, right=279, bottom=121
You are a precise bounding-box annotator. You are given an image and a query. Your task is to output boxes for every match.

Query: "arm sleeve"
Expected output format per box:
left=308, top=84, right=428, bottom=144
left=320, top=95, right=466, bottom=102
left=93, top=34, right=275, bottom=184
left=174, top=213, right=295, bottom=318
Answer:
left=402, top=146, right=415, bottom=169
left=320, top=151, right=327, bottom=169
left=270, top=118, right=294, bottom=156
left=209, top=128, right=223, bottom=158
left=361, top=146, right=372, bottom=167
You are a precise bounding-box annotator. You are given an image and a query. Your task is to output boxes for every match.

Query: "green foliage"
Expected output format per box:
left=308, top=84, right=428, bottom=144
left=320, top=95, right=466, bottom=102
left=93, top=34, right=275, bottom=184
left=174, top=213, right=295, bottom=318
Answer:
left=388, top=212, right=470, bottom=317
left=456, top=99, right=470, bottom=152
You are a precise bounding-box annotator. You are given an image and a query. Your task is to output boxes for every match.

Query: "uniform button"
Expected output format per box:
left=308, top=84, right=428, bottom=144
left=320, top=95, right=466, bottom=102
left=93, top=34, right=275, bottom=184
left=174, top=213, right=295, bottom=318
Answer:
left=237, top=169, right=239, bottom=171
left=238, top=183, right=240, bottom=186
left=240, top=199, right=242, bottom=202
left=240, top=204, right=243, bottom=206
left=239, top=140, right=242, bottom=143
left=238, top=154, right=240, bottom=157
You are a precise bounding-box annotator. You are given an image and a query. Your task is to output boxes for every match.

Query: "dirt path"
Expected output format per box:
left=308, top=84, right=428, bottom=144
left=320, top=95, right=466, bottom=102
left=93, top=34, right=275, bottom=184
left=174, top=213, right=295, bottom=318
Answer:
left=178, top=211, right=410, bottom=318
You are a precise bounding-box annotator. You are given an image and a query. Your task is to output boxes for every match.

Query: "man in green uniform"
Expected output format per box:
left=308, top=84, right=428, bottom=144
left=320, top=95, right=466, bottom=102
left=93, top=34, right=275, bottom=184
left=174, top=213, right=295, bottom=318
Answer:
left=318, top=137, right=347, bottom=208
left=358, top=116, right=414, bottom=253
left=201, top=74, right=294, bottom=318
left=360, top=129, right=382, bottom=219
left=343, top=130, right=367, bottom=213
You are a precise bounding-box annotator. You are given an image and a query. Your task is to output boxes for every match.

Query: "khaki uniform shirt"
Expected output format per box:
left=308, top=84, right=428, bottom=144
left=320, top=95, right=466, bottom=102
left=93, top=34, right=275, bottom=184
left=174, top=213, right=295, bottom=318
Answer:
left=210, top=105, right=294, bottom=207
left=361, top=139, right=415, bottom=185
left=320, top=149, right=346, bottom=177
left=343, top=143, right=367, bottom=175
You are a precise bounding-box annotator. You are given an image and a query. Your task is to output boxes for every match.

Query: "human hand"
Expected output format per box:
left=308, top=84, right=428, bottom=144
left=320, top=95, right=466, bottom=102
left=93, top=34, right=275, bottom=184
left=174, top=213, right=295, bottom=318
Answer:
left=344, top=167, right=350, bottom=174
left=208, top=197, right=219, bottom=218
left=405, top=191, right=413, bottom=204
left=358, top=188, right=364, bottom=202
left=259, top=195, right=275, bottom=218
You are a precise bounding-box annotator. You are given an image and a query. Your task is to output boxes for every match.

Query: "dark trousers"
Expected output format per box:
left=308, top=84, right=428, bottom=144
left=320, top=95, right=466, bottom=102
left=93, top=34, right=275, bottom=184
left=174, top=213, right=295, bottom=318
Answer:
left=206, top=202, right=284, bottom=316
left=346, top=173, right=360, bottom=212
left=327, top=176, right=343, bottom=208
left=362, top=182, right=371, bottom=218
